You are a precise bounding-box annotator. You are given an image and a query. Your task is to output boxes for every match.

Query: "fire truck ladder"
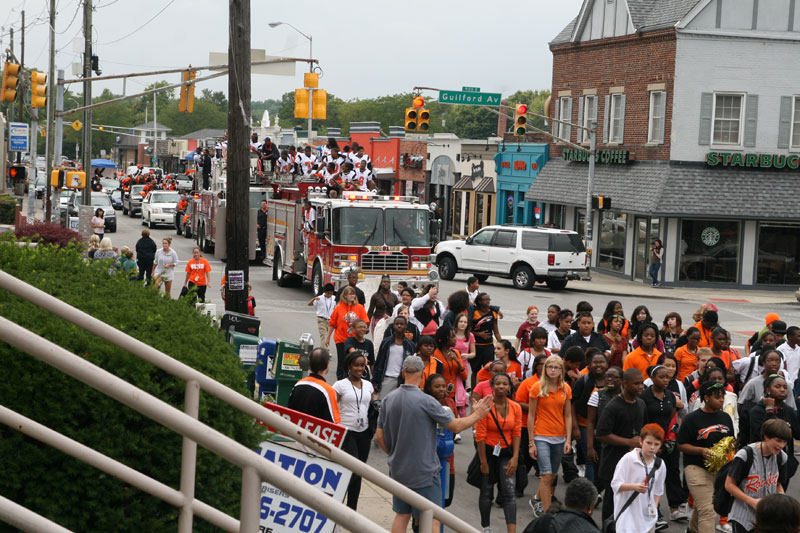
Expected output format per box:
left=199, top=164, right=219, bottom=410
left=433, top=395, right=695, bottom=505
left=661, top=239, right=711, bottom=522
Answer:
left=0, top=269, right=479, bottom=533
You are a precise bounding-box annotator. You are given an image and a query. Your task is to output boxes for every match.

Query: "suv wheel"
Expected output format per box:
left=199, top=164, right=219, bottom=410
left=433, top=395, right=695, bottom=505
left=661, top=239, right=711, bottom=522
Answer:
left=511, top=265, right=534, bottom=290
left=475, top=274, right=489, bottom=283
left=438, top=256, right=457, bottom=281
left=546, top=278, right=568, bottom=291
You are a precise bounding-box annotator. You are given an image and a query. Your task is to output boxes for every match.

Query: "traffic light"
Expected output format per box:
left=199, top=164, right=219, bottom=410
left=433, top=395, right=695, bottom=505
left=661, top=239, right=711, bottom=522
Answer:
left=418, top=108, right=430, bottom=132
left=30, top=71, right=47, bottom=108
left=304, top=72, right=318, bottom=88
left=8, top=165, right=26, bottom=181
left=412, top=96, right=424, bottom=108
left=1, top=61, right=20, bottom=102
left=178, top=70, right=196, bottom=113
left=514, top=104, right=527, bottom=136
left=405, top=108, right=418, bottom=131
left=294, top=88, right=309, bottom=119
left=312, top=89, right=327, bottom=120
left=591, top=195, right=612, bottom=210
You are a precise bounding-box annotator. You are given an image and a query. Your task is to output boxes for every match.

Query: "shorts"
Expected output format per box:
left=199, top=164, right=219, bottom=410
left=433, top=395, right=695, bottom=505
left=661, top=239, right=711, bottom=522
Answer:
left=533, top=438, right=565, bottom=475
left=154, top=269, right=174, bottom=282
left=391, top=476, right=442, bottom=519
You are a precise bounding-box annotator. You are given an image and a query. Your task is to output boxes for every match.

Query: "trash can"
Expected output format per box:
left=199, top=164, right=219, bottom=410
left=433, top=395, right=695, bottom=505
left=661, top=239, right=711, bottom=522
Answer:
left=220, top=311, right=260, bottom=339
left=13, top=181, right=25, bottom=196
left=255, top=338, right=278, bottom=402
left=229, top=331, right=260, bottom=394
left=272, top=339, right=304, bottom=406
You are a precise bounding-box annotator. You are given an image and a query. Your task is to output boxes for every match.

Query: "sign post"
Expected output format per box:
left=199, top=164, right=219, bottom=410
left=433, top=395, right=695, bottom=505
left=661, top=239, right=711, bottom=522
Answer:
left=9, top=122, right=29, bottom=152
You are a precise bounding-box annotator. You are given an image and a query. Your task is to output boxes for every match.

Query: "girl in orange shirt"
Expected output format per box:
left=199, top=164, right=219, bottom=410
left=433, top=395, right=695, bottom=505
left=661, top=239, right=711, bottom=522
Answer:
left=427, top=325, right=468, bottom=402
left=476, top=340, right=522, bottom=385
left=674, top=327, right=701, bottom=381
left=326, top=286, right=368, bottom=380
left=423, top=374, right=458, bottom=507
left=528, top=355, right=572, bottom=515
left=476, top=373, right=522, bottom=533
left=622, top=323, right=662, bottom=379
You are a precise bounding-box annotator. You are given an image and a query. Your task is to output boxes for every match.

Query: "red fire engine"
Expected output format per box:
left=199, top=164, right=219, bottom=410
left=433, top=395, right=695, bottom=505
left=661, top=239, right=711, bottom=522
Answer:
left=266, top=185, right=439, bottom=294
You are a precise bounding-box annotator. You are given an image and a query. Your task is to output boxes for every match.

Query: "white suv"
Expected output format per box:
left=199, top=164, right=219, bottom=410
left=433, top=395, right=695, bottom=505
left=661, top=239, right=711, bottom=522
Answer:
left=141, top=190, right=181, bottom=228
left=433, top=226, right=589, bottom=290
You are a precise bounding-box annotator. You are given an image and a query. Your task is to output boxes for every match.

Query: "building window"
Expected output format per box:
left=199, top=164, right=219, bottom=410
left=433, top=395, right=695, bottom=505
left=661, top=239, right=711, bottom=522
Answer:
left=475, top=194, right=484, bottom=232
left=598, top=211, right=627, bottom=272
left=452, top=190, right=462, bottom=236
left=648, top=91, right=666, bottom=144
left=757, top=223, right=800, bottom=285
left=792, top=97, right=800, bottom=149
left=712, top=93, right=744, bottom=145
left=609, top=94, right=624, bottom=143
left=559, top=97, right=571, bottom=140
left=580, top=96, right=597, bottom=143
left=547, top=204, right=565, bottom=229
left=679, top=220, right=740, bottom=283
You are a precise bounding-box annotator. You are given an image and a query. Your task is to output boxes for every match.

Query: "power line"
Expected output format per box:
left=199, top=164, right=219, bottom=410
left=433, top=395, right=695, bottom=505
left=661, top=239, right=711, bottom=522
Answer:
left=54, top=0, right=82, bottom=35
left=97, top=0, right=175, bottom=45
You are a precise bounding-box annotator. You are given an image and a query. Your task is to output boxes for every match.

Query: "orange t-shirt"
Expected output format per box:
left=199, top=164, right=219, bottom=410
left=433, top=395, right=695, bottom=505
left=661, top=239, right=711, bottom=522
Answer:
left=475, top=401, right=523, bottom=448
left=623, top=347, right=663, bottom=379
left=428, top=349, right=468, bottom=397
left=515, top=375, right=539, bottom=428
left=476, top=360, right=523, bottom=383
left=692, top=321, right=715, bottom=348
left=674, top=345, right=698, bottom=381
left=716, top=348, right=741, bottom=370
left=328, top=302, right=368, bottom=345
left=529, top=382, right=572, bottom=438
left=185, top=257, right=211, bottom=286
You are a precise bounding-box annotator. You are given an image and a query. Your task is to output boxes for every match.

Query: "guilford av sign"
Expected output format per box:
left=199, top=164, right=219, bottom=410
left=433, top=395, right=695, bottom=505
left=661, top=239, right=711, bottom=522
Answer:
left=706, top=151, right=800, bottom=169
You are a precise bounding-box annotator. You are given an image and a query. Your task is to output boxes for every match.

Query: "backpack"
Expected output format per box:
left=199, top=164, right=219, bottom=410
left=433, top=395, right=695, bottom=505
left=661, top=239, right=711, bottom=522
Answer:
left=713, top=445, right=785, bottom=515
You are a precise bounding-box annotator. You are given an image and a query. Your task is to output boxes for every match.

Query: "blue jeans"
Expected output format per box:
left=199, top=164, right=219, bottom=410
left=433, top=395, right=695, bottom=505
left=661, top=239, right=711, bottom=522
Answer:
left=578, top=425, right=595, bottom=482
left=533, top=438, right=564, bottom=475
left=649, top=262, right=661, bottom=285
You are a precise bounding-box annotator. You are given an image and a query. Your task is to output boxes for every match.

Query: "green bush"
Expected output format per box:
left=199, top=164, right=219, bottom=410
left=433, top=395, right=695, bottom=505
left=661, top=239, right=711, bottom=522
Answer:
left=0, top=195, right=17, bottom=224
left=0, top=240, right=262, bottom=532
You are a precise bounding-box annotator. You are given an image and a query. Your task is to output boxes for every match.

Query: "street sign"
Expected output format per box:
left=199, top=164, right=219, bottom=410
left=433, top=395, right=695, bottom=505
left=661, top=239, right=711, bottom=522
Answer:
left=9, top=122, right=29, bottom=152
left=439, top=89, right=501, bottom=106
left=71, top=120, right=82, bottom=131
left=258, top=402, right=347, bottom=448
left=209, top=49, right=296, bottom=76
left=228, top=269, right=245, bottom=291
left=462, top=86, right=480, bottom=92
left=257, top=440, right=351, bottom=533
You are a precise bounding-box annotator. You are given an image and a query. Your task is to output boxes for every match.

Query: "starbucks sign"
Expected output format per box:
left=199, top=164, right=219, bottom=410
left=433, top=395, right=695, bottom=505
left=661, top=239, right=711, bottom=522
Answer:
left=701, top=226, right=720, bottom=246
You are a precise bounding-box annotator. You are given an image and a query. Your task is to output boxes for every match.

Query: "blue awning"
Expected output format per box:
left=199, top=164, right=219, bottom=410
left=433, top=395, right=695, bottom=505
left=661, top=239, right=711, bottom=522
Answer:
left=91, top=158, right=118, bottom=168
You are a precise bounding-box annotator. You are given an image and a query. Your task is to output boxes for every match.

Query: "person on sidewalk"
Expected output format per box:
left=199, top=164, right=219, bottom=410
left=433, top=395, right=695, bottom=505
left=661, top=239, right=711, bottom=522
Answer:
left=522, top=478, right=599, bottom=533
left=182, top=247, right=211, bottom=303
left=558, top=312, right=611, bottom=359
left=308, top=283, right=336, bottom=349
left=288, top=348, right=341, bottom=424
left=649, top=239, right=663, bottom=287
left=375, top=356, right=493, bottom=533
left=135, top=229, right=157, bottom=285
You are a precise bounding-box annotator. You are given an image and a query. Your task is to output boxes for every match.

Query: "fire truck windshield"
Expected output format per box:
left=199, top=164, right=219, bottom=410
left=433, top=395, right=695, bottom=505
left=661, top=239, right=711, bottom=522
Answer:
left=249, top=190, right=268, bottom=208
left=332, top=207, right=429, bottom=247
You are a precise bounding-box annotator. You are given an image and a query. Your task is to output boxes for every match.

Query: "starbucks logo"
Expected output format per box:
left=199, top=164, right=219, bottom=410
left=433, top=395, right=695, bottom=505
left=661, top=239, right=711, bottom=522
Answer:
left=701, top=226, right=720, bottom=246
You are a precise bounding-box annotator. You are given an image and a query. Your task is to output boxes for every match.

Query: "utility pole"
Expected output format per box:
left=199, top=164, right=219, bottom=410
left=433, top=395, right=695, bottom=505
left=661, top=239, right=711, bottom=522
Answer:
left=17, top=10, right=24, bottom=164
left=8, top=28, right=14, bottom=123
left=54, top=69, right=64, bottom=223
left=82, top=0, right=92, bottom=205
left=45, top=0, right=56, bottom=222
left=153, top=93, right=157, bottom=166
left=225, top=0, right=251, bottom=317
left=585, top=124, right=596, bottom=259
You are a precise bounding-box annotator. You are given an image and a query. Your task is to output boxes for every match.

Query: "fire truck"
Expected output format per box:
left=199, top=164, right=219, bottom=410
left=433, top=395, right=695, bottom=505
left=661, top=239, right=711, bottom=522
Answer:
left=265, top=185, right=439, bottom=294
left=193, top=155, right=272, bottom=260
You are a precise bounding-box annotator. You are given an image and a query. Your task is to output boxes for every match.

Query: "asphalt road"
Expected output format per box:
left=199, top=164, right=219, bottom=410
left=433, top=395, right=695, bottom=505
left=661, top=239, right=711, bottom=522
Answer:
left=102, top=206, right=800, bottom=532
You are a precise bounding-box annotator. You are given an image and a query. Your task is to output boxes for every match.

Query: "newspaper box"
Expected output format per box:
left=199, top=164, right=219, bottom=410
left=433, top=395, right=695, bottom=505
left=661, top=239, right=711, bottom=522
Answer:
left=255, top=338, right=277, bottom=401
left=272, top=340, right=304, bottom=406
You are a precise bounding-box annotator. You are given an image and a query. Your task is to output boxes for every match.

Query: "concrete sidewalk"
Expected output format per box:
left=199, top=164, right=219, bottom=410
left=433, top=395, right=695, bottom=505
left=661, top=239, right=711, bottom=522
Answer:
left=568, top=271, right=799, bottom=305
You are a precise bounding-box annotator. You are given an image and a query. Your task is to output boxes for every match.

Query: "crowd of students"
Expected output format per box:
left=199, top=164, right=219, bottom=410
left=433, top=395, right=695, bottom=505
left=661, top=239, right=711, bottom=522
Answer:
left=317, top=274, right=800, bottom=533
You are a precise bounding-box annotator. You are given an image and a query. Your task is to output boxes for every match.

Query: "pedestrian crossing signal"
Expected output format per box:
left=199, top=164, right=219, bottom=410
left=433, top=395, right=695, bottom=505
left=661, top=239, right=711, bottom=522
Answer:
left=405, top=108, right=418, bottom=131
left=591, top=195, right=611, bottom=210
left=514, top=104, right=528, bottom=136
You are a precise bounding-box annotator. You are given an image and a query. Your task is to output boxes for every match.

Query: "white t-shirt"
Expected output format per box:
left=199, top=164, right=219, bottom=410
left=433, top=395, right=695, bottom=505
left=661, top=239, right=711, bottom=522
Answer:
left=540, top=321, right=558, bottom=333
left=547, top=329, right=575, bottom=352
left=611, top=450, right=666, bottom=533
left=275, top=157, right=293, bottom=174
left=466, top=287, right=478, bottom=304
left=295, top=153, right=317, bottom=176
left=778, top=342, right=800, bottom=381
left=321, top=169, right=338, bottom=187
left=350, top=153, right=371, bottom=168
left=339, top=170, right=356, bottom=186
left=321, top=154, right=345, bottom=173
left=303, top=207, right=316, bottom=232
left=91, top=216, right=105, bottom=235
left=385, top=343, right=405, bottom=378
left=352, top=169, right=373, bottom=191
left=313, top=294, right=335, bottom=319
left=333, top=378, right=374, bottom=433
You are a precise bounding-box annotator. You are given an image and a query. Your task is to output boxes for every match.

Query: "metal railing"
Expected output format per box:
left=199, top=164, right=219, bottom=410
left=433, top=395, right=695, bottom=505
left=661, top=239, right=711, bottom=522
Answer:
left=0, top=269, right=479, bottom=533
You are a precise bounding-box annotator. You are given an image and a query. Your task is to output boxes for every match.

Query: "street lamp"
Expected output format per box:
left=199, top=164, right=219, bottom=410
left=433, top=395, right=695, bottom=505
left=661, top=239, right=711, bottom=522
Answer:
left=268, top=21, right=314, bottom=142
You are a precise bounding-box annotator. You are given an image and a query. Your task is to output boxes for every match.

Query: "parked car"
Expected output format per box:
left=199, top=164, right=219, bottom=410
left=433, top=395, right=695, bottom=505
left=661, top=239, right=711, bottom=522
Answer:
left=122, top=184, right=146, bottom=217
left=109, top=189, right=123, bottom=210
left=99, top=178, right=120, bottom=193
left=141, top=190, right=180, bottom=228
left=433, top=225, right=589, bottom=290
left=61, top=191, right=117, bottom=232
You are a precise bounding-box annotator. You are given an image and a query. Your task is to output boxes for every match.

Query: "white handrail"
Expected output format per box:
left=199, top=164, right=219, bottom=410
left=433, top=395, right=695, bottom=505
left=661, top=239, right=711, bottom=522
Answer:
left=0, top=269, right=479, bottom=533
left=0, top=495, right=73, bottom=533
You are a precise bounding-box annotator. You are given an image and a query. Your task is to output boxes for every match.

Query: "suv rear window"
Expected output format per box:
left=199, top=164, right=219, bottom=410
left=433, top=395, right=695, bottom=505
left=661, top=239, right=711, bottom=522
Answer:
left=550, top=233, right=586, bottom=253
left=521, top=231, right=549, bottom=251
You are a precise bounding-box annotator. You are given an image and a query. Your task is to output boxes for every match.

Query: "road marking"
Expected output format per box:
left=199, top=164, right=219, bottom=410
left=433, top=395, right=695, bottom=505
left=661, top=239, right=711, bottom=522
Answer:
left=710, top=298, right=751, bottom=303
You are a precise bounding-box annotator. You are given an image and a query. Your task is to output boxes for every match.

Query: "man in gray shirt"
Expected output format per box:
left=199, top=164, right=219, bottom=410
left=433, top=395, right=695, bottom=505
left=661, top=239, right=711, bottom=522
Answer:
left=375, top=356, right=493, bottom=533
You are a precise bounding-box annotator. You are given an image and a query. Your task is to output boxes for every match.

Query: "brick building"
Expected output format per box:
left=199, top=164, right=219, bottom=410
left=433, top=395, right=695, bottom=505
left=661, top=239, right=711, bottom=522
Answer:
left=527, top=0, right=800, bottom=288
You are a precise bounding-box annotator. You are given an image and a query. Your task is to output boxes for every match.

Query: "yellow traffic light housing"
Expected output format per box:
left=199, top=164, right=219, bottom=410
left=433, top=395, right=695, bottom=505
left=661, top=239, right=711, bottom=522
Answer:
left=312, top=89, right=327, bottom=120
left=418, top=108, right=430, bottom=132
left=304, top=72, right=319, bottom=88
left=514, top=104, right=528, bottom=136
left=30, top=71, right=47, bottom=107
left=1, top=61, right=21, bottom=102
left=178, top=70, right=196, bottom=113
left=405, top=108, right=418, bottom=131
left=294, top=88, right=309, bottom=119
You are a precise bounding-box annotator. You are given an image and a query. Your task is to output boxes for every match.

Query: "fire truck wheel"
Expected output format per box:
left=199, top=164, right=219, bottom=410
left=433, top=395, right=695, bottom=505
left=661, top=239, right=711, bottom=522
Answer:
left=272, top=250, right=281, bottom=281
left=312, top=263, right=323, bottom=295
left=437, top=256, right=457, bottom=281
left=184, top=225, right=192, bottom=239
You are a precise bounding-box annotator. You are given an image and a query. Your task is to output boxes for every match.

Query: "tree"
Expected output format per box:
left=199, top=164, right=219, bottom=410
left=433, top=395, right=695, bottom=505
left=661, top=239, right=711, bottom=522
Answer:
left=505, top=89, right=551, bottom=132
left=201, top=89, right=227, bottom=110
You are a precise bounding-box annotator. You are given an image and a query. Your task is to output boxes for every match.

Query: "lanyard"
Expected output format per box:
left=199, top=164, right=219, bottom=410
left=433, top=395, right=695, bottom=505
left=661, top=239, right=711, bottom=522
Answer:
left=493, top=404, right=508, bottom=435
left=350, top=380, right=364, bottom=423
left=639, top=451, right=654, bottom=500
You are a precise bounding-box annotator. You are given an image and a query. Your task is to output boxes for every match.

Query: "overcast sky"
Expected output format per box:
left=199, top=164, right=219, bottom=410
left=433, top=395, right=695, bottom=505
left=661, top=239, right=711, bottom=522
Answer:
left=1, top=0, right=582, bottom=104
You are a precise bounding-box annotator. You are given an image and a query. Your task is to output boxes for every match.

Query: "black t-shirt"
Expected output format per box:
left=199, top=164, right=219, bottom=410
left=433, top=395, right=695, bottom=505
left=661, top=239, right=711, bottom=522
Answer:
left=595, top=395, right=646, bottom=481
left=641, top=386, right=677, bottom=434
left=677, top=408, right=735, bottom=469
left=343, top=336, right=376, bottom=365
left=335, top=284, right=366, bottom=306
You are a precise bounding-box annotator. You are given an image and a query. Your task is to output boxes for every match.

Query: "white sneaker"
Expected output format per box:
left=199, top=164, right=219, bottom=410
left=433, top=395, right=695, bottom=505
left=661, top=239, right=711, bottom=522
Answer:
left=454, top=433, right=462, bottom=443
left=482, top=528, right=492, bottom=533
left=670, top=507, right=688, bottom=521
left=577, top=464, right=586, bottom=477
left=716, top=524, right=732, bottom=533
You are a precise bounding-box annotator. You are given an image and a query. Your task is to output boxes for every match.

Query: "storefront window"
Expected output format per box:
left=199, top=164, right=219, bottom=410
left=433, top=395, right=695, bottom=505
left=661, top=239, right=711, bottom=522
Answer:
left=598, top=211, right=627, bottom=272
left=757, top=223, right=800, bottom=285
left=576, top=209, right=586, bottom=237
left=548, top=204, right=565, bottom=228
left=505, top=193, right=514, bottom=224
left=475, top=194, right=484, bottom=232
left=452, top=191, right=462, bottom=236
left=679, top=220, right=740, bottom=283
